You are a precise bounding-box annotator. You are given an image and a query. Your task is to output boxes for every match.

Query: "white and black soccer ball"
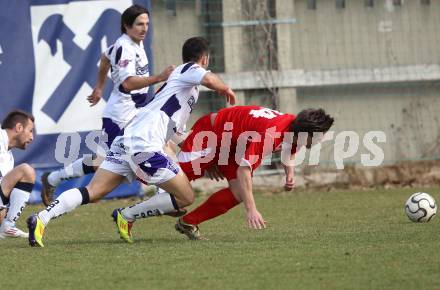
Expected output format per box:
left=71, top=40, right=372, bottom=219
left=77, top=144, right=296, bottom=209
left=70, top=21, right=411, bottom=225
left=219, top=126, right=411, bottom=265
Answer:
left=405, top=192, right=437, bottom=222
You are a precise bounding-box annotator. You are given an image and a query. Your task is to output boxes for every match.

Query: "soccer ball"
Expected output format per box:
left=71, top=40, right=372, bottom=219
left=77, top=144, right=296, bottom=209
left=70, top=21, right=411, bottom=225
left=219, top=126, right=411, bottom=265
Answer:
left=405, top=192, right=437, bottom=222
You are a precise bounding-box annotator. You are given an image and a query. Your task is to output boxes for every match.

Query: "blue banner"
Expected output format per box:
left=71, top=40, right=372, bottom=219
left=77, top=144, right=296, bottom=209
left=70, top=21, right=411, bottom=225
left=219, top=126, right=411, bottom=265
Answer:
left=0, top=0, right=154, bottom=202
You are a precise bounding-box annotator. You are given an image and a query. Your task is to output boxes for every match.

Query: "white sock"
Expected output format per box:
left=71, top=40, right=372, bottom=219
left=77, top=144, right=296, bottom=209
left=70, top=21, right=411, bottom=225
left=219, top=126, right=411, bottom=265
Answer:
left=38, top=188, right=87, bottom=226
left=3, top=188, right=30, bottom=228
left=47, top=158, right=89, bottom=187
left=121, top=191, right=177, bottom=221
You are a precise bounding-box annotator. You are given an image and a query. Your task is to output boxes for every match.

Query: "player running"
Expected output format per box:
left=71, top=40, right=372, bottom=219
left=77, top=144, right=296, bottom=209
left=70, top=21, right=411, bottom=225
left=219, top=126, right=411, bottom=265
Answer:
left=0, top=110, right=35, bottom=239
left=40, top=4, right=175, bottom=206
left=27, top=36, right=236, bottom=247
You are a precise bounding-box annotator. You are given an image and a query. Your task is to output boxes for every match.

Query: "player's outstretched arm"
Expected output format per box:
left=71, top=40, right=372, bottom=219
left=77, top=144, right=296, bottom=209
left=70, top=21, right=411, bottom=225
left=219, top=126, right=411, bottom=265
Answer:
left=283, top=163, right=296, bottom=191
left=201, top=72, right=236, bottom=105
left=229, top=166, right=266, bottom=230
left=121, top=65, right=175, bottom=92
left=87, top=54, right=111, bottom=106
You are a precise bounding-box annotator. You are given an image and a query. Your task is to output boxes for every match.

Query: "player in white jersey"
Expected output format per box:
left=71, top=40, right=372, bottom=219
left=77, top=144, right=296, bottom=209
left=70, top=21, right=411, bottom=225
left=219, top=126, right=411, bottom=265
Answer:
left=27, top=36, right=236, bottom=247
left=0, top=110, right=35, bottom=239
left=40, top=4, right=174, bottom=206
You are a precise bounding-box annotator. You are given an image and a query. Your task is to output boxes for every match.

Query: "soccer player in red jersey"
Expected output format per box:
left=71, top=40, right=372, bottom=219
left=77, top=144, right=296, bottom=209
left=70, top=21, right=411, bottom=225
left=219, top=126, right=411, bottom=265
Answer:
left=173, top=106, right=333, bottom=239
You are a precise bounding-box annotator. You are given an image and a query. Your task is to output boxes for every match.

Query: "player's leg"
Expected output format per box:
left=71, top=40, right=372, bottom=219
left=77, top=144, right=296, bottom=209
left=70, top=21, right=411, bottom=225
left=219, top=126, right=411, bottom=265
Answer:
left=110, top=151, right=194, bottom=243
left=120, top=166, right=195, bottom=222
left=0, top=209, right=5, bottom=227
left=176, top=163, right=240, bottom=240
left=0, top=163, right=35, bottom=238
left=27, top=168, right=125, bottom=247
left=41, top=156, right=96, bottom=205
left=41, top=118, right=122, bottom=206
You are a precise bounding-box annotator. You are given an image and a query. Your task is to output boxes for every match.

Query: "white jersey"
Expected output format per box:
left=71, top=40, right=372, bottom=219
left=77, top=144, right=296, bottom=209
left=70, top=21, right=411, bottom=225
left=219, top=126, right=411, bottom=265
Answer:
left=114, top=62, right=209, bottom=153
left=103, top=34, right=150, bottom=126
left=0, top=129, right=14, bottom=180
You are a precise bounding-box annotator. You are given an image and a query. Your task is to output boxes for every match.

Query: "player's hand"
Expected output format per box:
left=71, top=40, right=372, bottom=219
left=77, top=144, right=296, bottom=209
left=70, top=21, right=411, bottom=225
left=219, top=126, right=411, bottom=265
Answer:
left=159, top=65, right=175, bottom=82
left=206, top=164, right=224, bottom=181
left=87, top=88, right=102, bottom=106
left=284, top=176, right=295, bottom=191
left=246, top=209, right=266, bottom=230
left=220, top=87, right=236, bottom=106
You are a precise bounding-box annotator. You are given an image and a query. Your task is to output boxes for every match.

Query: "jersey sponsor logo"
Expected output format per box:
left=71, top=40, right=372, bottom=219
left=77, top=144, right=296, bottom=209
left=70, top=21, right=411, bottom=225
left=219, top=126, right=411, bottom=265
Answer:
left=187, top=95, right=195, bottom=113
left=136, top=63, right=149, bottom=75
left=30, top=1, right=132, bottom=134
left=118, top=59, right=131, bottom=68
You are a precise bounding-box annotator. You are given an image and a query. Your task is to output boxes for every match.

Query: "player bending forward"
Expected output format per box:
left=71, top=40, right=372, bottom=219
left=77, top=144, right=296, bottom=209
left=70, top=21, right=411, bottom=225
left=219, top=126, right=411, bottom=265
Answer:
left=27, top=36, right=236, bottom=247
left=0, top=111, right=35, bottom=239
left=116, top=106, right=334, bottom=241
left=176, top=106, right=334, bottom=239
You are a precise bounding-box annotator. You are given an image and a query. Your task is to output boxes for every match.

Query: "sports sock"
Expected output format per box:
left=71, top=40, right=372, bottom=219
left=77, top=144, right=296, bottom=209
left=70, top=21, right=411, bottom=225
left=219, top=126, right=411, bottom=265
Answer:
left=121, top=190, right=178, bottom=221
left=47, top=158, right=95, bottom=187
left=3, top=182, right=33, bottom=228
left=38, top=187, right=90, bottom=226
left=182, top=188, right=240, bottom=225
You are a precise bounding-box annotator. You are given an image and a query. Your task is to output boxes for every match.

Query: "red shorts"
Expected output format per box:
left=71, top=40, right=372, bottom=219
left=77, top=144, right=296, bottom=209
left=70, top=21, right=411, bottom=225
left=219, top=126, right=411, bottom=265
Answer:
left=178, top=114, right=243, bottom=181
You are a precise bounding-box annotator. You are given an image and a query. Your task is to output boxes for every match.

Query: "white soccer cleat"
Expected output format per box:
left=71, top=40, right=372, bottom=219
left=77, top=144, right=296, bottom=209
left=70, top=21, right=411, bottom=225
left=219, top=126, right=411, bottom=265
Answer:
left=0, top=226, right=29, bottom=239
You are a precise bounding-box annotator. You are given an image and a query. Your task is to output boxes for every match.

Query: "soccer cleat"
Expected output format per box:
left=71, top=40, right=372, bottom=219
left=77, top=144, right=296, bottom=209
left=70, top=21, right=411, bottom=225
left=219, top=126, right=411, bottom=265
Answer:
left=175, top=218, right=206, bottom=240
left=27, top=214, right=45, bottom=247
left=41, top=172, right=56, bottom=207
left=111, top=208, right=134, bottom=244
left=0, top=226, right=29, bottom=239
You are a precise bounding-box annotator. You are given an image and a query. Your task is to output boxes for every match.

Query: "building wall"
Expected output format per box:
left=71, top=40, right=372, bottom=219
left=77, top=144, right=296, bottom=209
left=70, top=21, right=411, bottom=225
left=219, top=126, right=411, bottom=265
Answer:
left=150, top=1, right=204, bottom=72
left=150, top=0, right=440, bottom=164
left=289, top=0, right=440, bottom=70
left=297, top=82, right=440, bottom=165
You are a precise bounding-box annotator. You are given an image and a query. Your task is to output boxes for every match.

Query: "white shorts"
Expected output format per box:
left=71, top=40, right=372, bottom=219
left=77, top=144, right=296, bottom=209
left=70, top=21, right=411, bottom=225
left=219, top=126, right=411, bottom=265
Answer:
left=100, top=143, right=180, bottom=185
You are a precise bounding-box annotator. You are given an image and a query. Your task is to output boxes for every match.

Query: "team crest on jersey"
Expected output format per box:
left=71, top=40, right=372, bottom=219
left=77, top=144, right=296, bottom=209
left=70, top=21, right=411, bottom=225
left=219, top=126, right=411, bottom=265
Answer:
left=30, top=0, right=133, bottom=134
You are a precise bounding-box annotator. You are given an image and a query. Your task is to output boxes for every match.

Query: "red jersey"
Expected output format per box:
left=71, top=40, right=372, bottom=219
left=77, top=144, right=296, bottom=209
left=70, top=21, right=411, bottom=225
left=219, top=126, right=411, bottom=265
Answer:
left=212, top=106, right=295, bottom=170
left=179, top=106, right=295, bottom=180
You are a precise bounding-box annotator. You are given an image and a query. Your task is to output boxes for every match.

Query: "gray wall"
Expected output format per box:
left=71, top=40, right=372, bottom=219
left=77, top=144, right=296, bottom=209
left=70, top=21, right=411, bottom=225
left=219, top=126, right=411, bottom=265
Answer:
left=150, top=0, right=440, bottom=164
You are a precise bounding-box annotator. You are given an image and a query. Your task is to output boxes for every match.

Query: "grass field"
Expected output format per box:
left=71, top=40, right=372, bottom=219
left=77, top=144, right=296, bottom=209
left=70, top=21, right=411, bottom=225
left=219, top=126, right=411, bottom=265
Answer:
left=1, top=187, right=440, bottom=290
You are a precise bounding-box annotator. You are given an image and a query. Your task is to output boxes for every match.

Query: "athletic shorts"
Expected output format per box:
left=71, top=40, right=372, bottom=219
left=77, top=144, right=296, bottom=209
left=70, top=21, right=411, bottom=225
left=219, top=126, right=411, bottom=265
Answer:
left=178, top=114, right=245, bottom=181
left=100, top=141, right=180, bottom=185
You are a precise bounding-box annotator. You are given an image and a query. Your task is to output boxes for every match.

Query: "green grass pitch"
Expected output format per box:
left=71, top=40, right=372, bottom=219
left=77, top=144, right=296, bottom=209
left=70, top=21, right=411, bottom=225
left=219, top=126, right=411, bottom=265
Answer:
left=1, top=187, right=439, bottom=290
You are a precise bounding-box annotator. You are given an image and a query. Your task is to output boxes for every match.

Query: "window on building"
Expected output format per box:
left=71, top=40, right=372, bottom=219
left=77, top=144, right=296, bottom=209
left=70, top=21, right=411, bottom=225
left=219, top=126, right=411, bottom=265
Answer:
left=336, top=0, right=345, bottom=9
left=393, top=0, right=402, bottom=6
left=307, top=0, right=316, bottom=10
left=421, top=0, right=430, bottom=5
left=165, top=0, right=176, bottom=16
left=365, top=0, right=374, bottom=7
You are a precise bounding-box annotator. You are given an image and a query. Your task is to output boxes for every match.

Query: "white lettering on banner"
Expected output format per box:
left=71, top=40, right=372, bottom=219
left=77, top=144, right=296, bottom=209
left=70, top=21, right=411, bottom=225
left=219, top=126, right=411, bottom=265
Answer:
left=0, top=44, right=3, bottom=65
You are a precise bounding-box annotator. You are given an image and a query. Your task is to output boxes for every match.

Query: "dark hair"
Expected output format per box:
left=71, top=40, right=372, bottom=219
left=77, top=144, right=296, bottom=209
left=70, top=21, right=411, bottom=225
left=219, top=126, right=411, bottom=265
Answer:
left=290, top=108, right=334, bottom=135
left=121, top=4, right=149, bottom=34
left=182, top=37, right=210, bottom=63
left=1, top=110, right=35, bottom=129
